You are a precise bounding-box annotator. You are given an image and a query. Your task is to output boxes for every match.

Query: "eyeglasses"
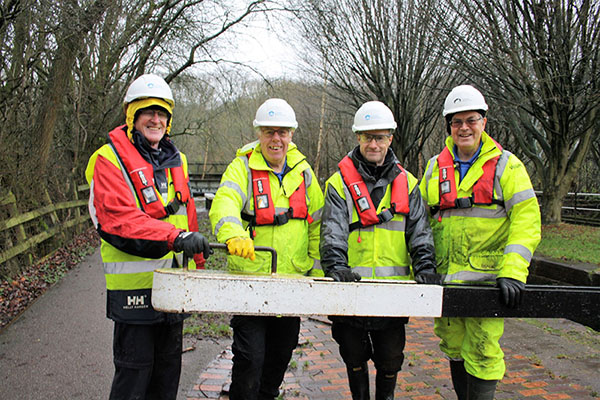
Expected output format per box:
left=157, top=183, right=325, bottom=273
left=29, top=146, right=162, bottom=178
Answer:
left=449, top=116, right=483, bottom=128
left=261, top=128, right=291, bottom=138
left=139, top=109, right=169, bottom=120
left=358, top=133, right=392, bottom=143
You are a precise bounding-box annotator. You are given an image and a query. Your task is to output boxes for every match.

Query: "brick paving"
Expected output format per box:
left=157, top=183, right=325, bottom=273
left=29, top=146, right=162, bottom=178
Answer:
left=185, top=317, right=597, bottom=400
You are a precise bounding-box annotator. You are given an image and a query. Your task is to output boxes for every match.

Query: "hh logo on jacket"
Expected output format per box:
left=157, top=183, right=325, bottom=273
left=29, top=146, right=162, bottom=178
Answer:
left=124, top=295, right=149, bottom=310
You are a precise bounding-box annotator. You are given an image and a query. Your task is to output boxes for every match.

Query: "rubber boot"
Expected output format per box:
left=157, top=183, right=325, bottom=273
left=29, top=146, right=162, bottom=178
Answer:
left=375, top=370, right=397, bottom=400
left=449, top=360, right=468, bottom=400
left=467, top=373, right=497, bottom=400
left=346, top=363, right=370, bottom=400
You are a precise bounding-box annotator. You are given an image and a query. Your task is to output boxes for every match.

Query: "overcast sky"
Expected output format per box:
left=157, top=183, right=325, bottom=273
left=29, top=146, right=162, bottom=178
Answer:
left=226, top=8, right=303, bottom=80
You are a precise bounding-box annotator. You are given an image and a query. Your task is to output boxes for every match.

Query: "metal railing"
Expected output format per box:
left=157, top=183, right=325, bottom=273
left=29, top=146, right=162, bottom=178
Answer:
left=536, top=191, right=600, bottom=226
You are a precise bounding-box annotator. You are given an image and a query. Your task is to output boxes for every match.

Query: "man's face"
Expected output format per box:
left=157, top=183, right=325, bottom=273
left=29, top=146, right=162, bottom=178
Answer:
left=134, top=108, right=169, bottom=149
left=357, top=129, right=393, bottom=166
left=258, top=126, right=293, bottom=167
left=449, top=110, right=486, bottom=159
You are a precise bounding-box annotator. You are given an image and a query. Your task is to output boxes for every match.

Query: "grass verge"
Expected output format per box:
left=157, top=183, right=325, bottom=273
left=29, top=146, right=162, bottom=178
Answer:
left=535, top=223, right=600, bottom=266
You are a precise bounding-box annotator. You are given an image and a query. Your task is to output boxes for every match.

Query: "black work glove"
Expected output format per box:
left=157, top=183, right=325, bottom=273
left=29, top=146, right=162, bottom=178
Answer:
left=497, top=277, right=525, bottom=308
left=173, top=232, right=211, bottom=259
left=414, top=267, right=442, bottom=285
left=326, top=267, right=362, bottom=282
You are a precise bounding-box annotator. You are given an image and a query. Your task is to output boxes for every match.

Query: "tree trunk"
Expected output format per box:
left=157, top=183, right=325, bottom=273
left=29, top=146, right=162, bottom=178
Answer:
left=313, top=75, right=327, bottom=180
left=32, top=0, right=107, bottom=176
left=540, top=189, right=565, bottom=225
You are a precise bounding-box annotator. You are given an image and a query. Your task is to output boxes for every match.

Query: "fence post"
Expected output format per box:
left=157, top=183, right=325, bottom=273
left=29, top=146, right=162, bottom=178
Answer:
left=1, top=190, right=32, bottom=265
left=73, top=179, right=82, bottom=234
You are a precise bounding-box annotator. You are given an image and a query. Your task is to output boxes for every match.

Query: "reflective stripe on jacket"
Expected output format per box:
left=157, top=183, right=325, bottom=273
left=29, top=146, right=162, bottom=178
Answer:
left=209, top=141, right=324, bottom=276
left=419, top=132, right=541, bottom=284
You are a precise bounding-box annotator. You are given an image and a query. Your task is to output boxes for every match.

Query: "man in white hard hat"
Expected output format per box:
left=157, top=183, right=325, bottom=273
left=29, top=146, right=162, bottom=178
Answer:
left=85, top=74, right=210, bottom=400
left=320, top=100, right=440, bottom=399
left=209, top=98, right=324, bottom=399
left=419, top=85, right=541, bottom=399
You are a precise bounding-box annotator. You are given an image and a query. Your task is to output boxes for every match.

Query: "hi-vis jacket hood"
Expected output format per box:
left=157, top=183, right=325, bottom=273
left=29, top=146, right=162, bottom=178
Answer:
left=209, top=140, right=324, bottom=276
left=420, top=131, right=541, bottom=284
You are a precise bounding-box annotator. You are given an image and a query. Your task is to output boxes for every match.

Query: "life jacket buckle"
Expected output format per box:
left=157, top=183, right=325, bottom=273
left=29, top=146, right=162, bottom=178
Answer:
left=165, top=198, right=182, bottom=215
left=274, top=211, right=290, bottom=225
left=455, top=197, right=473, bottom=209
left=378, top=208, right=394, bottom=223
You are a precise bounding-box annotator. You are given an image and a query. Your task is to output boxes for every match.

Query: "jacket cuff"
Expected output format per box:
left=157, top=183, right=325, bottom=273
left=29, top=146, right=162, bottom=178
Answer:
left=167, top=229, right=184, bottom=251
left=194, top=253, right=206, bottom=269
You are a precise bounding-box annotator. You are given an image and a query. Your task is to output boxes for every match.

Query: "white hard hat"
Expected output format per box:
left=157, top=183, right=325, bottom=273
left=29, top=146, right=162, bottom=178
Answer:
left=352, top=101, right=397, bottom=132
left=253, top=98, right=298, bottom=129
left=443, top=85, right=488, bottom=116
left=123, top=74, right=174, bottom=108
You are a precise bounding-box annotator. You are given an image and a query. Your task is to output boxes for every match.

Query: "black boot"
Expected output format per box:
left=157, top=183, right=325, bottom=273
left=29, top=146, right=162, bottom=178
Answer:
left=467, top=373, right=497, bottom=400
left=346, top=363, right=370, bottom=400
left=449, top=360, right=468, bottom=400
left=375, top=370, right=397, bottom=400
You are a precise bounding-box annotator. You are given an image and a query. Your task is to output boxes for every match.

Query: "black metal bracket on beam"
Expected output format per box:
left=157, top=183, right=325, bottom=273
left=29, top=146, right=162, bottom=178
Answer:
left=441, top=284, right=600, bottom=331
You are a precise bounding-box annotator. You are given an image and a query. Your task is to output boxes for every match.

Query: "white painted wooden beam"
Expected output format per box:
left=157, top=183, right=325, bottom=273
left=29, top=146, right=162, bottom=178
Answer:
left=152, top=269, right=444, bottom=317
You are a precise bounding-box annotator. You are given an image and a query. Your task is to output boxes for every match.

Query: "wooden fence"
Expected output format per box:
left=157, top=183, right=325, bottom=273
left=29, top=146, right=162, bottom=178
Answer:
left=0, top=185, right=91, bottom=277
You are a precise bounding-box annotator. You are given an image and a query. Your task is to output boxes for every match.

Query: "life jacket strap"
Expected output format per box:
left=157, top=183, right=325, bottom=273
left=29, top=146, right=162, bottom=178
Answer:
left=349, top=207, right=396, bottom=232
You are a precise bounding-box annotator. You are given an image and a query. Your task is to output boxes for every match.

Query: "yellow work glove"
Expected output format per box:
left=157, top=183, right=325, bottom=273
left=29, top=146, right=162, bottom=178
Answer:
left=226, top=237, right=255, bottom=261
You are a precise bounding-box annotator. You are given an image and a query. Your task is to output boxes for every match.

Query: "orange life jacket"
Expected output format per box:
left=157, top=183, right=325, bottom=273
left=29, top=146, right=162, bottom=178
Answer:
left=247, top=153, right=312, bottom=227
left=437, top=141, right=503, bottom=210
left=338, top=155, right=409, bottom=231
left=108, top=126, right=190, bottom=219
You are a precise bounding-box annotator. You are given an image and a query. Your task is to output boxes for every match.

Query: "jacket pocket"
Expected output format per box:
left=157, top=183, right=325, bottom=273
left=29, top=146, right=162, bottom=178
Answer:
left=291, top=256, right=312, bottom=275
left=468, top=253, right=502, bottom=271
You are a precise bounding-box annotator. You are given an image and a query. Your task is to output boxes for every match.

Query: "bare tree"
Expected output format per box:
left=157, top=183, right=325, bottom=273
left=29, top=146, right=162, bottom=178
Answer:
left=0, top=0, right=273, bottom=204
left=438, top=0, right=600, bottom=224
left=291, top=0, right=458, bottom=174
left=0, top=0, right=278, bottom=275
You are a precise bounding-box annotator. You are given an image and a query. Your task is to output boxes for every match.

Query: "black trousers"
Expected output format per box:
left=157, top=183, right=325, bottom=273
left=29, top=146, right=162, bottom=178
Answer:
left=331, top=319, right=406, bottom=373
left=109, top=321, right=183, bottom=400
left=228, top=315, right=300, bottom=400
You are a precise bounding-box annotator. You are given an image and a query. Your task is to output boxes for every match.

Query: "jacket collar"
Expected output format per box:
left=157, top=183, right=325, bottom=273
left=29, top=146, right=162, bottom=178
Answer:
left=444, top=131, right=502, bottom=163
left=349, top=146, right=399, bottom=183
left=238, top=141, right=307, bottom=172
left=131, top=129, right=181, bottom=170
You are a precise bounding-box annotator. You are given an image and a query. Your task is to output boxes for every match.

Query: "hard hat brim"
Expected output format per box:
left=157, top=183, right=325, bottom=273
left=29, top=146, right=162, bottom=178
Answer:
left=352, top=122, right=397, bottom=133
left=253, top=119, right=298, bottom=129
left=442, top=104, right=488, bottom=117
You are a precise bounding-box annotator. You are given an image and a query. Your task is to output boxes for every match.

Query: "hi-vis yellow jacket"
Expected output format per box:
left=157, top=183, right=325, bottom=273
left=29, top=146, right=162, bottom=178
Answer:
left=419, top=132, right=541, bottom=284
left=321, top=148, right=436, bottom=281
left=86, top=126, right=199, bottom=323
left=209, top=141, right=324, bottom=276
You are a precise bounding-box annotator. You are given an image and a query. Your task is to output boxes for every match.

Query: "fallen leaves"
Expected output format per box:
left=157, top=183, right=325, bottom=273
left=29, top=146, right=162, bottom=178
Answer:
left=0, top=228, right=100, bottom=331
